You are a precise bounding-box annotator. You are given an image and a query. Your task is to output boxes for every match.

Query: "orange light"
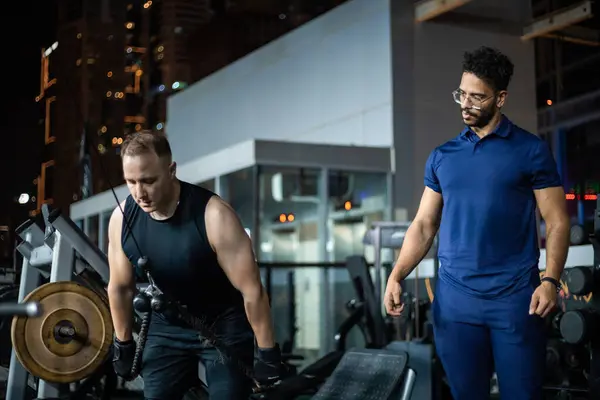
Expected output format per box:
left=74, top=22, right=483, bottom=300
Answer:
left=344, top=201, right=352, bottom=211
left=107, top=71, right=113, bottom=77
left=287, top=214, right=295, bottom=222
left=112, top=137, right=118, bottom=145
left=565, top=193, right=598, bottom=201
left=546, top=99, right=553, bottom=106
left=279, top=214, right=286, bottom=223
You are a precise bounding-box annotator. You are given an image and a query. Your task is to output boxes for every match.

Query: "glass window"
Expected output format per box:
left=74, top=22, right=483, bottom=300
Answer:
left=197, top=178, right=215, bottom=193
left=222, top=168, right=256, bottom=233
left=258, top=166, right=322, bottom=363
left=87, top=215, right=99, bottom=246
left=327, top=170, right=390, bottom=349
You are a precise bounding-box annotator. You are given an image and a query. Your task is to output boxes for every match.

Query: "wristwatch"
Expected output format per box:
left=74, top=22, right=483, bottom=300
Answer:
left=541, top=277, right=562, bottom=293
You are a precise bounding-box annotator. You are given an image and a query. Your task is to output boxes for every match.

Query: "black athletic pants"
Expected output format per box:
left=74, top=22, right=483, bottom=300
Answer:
left=140, top=311, right=255, bottom=400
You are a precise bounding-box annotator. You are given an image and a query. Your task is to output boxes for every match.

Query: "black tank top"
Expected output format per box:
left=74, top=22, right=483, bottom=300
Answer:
left=121, top=181, right=246, bottom=325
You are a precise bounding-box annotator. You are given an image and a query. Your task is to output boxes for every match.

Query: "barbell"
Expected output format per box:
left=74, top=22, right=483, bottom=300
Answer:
left=10, top=281, right=114, bottom=384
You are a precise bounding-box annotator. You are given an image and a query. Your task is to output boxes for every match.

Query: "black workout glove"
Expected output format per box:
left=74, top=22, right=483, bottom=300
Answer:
left=254, top=344, right=287, bottom=387
left=112, top=337, right=136, bottom=380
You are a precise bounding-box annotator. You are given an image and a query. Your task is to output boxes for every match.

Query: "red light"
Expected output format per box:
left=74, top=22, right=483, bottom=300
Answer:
left=565, top=193, right=598, bottom=201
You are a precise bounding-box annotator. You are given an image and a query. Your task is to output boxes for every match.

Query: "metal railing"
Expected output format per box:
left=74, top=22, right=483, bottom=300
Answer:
left=538, top=88, right=600, bottom=134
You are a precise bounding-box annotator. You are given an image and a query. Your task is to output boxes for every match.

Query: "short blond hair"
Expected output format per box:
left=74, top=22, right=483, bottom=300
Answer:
left=121, top=130, right=172, bottom=162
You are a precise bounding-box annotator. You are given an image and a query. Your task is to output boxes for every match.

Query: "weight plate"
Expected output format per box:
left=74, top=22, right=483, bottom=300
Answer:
left=570, top=224, right=585, bottom=245
left=11, top=281, right=114, bottom=384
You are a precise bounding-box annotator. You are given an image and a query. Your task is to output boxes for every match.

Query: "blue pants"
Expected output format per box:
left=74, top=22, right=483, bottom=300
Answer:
left=141, top=311, right=255, bottom=400
left=432, top=276, right=546, bottom=400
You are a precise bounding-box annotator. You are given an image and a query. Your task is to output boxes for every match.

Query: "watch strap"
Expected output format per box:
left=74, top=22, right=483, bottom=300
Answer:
left=541, top=276, right=562, bottom=293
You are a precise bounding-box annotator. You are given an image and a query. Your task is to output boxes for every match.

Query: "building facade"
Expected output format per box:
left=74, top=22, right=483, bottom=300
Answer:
left=41, top=0, right=214, bottom=214
left=33, top=42, right=59, bottom=216
left=41, top=0, right=343, bottom=215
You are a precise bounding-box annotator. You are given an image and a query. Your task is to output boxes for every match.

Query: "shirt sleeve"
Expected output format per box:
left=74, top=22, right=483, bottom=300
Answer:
left=424, top=149, right=441, bottom=193
left=531, top=140, right=562, bottom=190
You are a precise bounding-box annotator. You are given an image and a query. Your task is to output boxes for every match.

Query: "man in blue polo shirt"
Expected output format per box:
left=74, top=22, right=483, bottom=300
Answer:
left=384, top=46, right=570, bottom=399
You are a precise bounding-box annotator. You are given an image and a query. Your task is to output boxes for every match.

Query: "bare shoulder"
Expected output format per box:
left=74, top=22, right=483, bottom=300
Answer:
left=205, top=196, right=247, bottom=248
left=108, top=200, right=127, bottom=240
left=205, top=195, right=238, bottom=226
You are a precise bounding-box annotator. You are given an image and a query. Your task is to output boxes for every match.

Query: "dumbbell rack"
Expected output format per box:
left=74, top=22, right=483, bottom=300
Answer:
left=589, top=199, right=600, bottom=399
left=6, top=205, right=111, bottom=400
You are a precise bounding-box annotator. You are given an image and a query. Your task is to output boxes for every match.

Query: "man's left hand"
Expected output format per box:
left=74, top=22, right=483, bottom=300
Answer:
left=529, top=281, right=558, bottom=318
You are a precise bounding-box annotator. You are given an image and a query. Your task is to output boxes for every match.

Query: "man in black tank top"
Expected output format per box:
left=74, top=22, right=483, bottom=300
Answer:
left=106, top=131, right=284, bottom=399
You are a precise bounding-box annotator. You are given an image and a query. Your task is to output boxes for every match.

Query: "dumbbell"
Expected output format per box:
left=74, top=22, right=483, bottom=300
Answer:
left=566, top=266, right=595, bottom=296
left=559, top=308, right=599, bottom=345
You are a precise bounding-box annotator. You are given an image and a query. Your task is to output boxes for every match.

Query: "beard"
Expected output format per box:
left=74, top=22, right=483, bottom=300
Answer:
left=462, top=104, right=496, bottom=128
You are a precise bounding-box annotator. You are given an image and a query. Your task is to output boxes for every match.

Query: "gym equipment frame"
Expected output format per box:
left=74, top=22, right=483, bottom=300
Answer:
left=6, top=205, right=113, bottom=400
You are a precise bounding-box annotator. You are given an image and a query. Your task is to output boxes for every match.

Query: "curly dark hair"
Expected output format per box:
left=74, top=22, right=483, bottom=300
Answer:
left=462, top=46, right=514, bottom=92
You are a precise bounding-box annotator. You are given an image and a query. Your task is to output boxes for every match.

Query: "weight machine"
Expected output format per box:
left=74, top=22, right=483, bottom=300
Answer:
left=363, top=222, right=439, bottom=400
left=364, top=221, right=439, bottom=338
left=5, top=205, right=116, bottom=400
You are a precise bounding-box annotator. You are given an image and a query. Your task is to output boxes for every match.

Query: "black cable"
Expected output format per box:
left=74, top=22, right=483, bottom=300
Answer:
left=130, top=312, right=150, bottom=377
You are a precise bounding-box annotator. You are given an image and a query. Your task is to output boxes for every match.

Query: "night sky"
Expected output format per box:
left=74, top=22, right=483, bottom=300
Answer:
left=0, top=1, right=56, bottom=224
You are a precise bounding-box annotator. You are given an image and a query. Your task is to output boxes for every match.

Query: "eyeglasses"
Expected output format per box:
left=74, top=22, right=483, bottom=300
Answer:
left=452, top=89, right=494, bottom=111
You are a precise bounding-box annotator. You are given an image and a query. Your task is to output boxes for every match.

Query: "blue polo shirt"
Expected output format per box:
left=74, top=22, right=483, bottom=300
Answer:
left=425, top=115, right=562, bottom=299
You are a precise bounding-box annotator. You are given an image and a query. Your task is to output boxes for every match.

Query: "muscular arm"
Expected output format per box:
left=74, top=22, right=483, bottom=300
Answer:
left=390, top=188, right=443, bottom=282
left=206, top=197, right=276, bottom=349
left=106, top=204, right=136, bottom=341
left=535, top=186, right=570, bottom=282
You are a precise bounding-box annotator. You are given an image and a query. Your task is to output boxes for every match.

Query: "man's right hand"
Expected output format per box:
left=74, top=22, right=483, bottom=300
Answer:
left=384, top=278, right=404, bottom=316
left=112, top=337, right=136, bottom=380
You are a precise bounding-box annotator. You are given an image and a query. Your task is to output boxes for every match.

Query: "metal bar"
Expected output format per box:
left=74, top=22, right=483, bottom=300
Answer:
left=38, top=231, right=76, bottom=399
left=538, top=110, right=600, bottom=134
left=541, top=33, right=600, bottom=47
left=538, top=88, right=600, bottom=116
left=521, top=1, right=594, bottom=41
left=48, top=211, right=110, bottom=283
left=257, top=262, right=387, bottom=268
left=318, top=167, right=332, bottom=356
left=373, top=225, right=383, bottom=309
left=16, top=242, right=33, bottom=259
left=415, top=0, right=473, bottom=23
left=537, top=52, right=600, bottom=84
left=6, top=231, right=43, bottom=400
left=258, top=262, right=347, bottom=268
